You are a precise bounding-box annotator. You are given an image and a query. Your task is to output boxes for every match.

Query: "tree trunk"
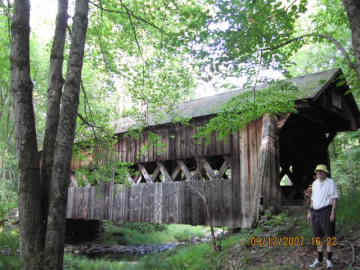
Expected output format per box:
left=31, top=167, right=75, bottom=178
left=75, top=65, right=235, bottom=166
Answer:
left=342, top=0, right=360, bottom=79
left=10, top=0, right=42, bottom=269
left=40, top=0, right=68, bottom=252
left=253, top=114, right=281, bottom=224
left=43, top=0, right=89, bottom=269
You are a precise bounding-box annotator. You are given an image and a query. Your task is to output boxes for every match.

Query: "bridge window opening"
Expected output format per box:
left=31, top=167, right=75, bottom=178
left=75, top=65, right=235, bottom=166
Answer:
left=280, top=174, right=293, bottom=186
left=132, top=156, right=232, bottom=183
left=225, top=168, right=231, bottom=179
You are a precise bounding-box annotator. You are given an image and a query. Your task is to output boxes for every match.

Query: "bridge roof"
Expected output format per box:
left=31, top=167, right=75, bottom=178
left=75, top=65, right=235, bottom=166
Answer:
left=113, top=68, right=344, bottom=134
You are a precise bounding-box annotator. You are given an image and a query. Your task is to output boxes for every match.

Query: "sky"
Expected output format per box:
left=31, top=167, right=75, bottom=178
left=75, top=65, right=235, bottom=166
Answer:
left=30, top=0, right=58, bottom=42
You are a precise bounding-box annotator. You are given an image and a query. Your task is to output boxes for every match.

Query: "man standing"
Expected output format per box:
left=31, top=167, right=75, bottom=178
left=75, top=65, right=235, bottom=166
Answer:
left=307, top=164, right=338, bottom=269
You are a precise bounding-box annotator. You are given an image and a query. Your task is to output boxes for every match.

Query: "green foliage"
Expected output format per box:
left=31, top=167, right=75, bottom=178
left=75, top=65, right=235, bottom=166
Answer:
left=103, top=222, right=206, bottom=245
left=117, top=222, right=167, bottom=234
left=84, top=0, right=204, bottom=124
left=196, top=80, right=300, bottom=141
left=131, top=243, right=216, bottom=270
left=142, top=131, right=167, bottom=156
left=0, top=230, right=22, bottom=270
left=196, top=0, right=307, bottom=77
left=263, top=212, right=289, bottom=227
left=0, top=149, right=18, bottom=221
left=332, top=133, right=360, bottom=194
left=171, top=116, right=191, bottom=127
left=125, top=54, right=196, bottom=121
left=335, top=188, right=360, bottom=232
left=126, top=129, right=168, bottom=158
left=75, top=160, right=135, bottom=187
left=64, top=254, right=126, bottom=270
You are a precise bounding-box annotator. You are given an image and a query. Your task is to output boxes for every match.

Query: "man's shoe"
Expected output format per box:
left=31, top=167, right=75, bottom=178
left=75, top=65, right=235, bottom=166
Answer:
left=309, top=258, right=322, bottom=268
left=326, top=259, right=333, bottom=269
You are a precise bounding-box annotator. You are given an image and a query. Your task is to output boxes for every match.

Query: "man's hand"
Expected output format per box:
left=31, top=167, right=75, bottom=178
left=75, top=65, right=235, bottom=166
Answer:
left=330, top=211, right=335, bottom=222
left=307, top=212, right=312, bottom=224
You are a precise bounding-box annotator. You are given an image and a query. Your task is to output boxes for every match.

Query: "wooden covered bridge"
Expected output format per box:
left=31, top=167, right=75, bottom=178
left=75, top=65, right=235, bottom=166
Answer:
left=66, top=69, right=360, bottom=228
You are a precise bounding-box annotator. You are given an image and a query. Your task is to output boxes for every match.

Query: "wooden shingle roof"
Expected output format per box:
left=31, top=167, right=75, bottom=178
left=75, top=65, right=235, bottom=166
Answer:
left=113, top=69, right=346, bottom=134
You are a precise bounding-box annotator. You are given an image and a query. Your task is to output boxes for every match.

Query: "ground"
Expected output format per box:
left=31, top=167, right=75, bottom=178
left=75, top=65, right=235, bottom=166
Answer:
left=1, top=206, right=360, bottom=270
left=222, top=206, right=360, bottom=270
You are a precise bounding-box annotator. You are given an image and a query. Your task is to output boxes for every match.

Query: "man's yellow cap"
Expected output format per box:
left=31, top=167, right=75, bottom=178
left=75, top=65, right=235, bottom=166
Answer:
left=314, top=164, right=329, bottom=174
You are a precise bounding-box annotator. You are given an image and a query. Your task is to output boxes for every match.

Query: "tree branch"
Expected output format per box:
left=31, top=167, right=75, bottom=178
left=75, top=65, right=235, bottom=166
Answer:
left=119, top=0, right=143, bottom=58
left=89, top=0, right=163, bottom=32
left=80, top=80, right=98, bottom=139
left=266, top=33, right=357, bottom=74
left=77, top=112, right=102, bottom=129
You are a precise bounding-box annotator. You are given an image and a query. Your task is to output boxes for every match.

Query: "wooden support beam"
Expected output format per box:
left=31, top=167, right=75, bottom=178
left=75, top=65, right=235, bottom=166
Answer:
left=177, top=160, right=192, bottom=180
left=157, top=162, right=172, bottom=182
left=128, top=175, right=136, bottom=184
left=135, top=174, right=142, bottom=184
left=171, top=164, right=181, bottom=180
left=151, top=165, right=160, bottom=181
left=218, top=157, right=230, bottom=178
left=138, top=164, right=153, bottom=183
left=200, top=158, right=217, bottom=180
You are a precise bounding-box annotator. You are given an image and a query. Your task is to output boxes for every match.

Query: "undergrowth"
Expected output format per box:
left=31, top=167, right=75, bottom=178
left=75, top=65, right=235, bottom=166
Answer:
left=64, top=254, right=126, bottom=270
left=2, top=189, right=360, bottom=270
left=0, top=229, right=22, bottom=270
left=103, top=222, right=207, bottom=245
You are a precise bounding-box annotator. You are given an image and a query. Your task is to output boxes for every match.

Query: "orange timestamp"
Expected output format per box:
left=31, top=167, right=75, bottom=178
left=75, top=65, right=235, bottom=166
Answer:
left=250, top=236, right=304, bottom=247
left=312, top=237, right=337, bottom=246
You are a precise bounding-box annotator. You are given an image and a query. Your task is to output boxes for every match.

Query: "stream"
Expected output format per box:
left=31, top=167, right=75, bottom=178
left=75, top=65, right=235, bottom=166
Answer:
left=65, top=230, right=228, bottom=259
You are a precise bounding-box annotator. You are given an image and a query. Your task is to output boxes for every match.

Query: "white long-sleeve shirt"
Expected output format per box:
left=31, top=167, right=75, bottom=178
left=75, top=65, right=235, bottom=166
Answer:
left=311, top=178, right=339, bottom=210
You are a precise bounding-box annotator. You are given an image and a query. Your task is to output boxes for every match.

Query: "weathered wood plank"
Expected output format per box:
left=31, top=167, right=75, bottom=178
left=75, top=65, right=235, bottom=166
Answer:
left=171, top=164, right=181, bottom=180
left=231, top=131, right=241, bottom=228
left=151, top=165, right=160, bottom=182
left=201, top=158, right=217, bottom=180
left=68, top=174, right=245, bottom=227
left=66, top=187, right=74, bottom=218
left=158, top=161, right=172, bottom=182
left=167, top=183, right=177, bottom=223
left=240, top=125, right=251, bottom=228
left=138, top=164, right=153, bottom=183
left=219, top=157, right=230, bottom=178
left=223, top=179, right=233, bottom=227
left=154, top=183, right=162, bottom=223
left=177, top=160, right=191, bottom=180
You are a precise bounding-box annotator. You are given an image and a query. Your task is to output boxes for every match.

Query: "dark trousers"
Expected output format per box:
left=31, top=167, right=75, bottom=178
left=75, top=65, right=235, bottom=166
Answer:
left=311, top=205, right=335, bottom=239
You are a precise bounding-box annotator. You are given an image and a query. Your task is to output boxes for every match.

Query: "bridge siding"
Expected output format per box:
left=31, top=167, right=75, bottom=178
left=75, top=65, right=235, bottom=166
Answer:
left=68, top=119, right=265, bottom=228
left=67, top=180, right=237, bottom=226
left=86, top=117, right=233, bottom=166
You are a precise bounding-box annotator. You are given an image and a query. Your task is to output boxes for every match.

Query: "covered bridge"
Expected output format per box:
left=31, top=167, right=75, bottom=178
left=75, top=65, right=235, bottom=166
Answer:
left=67, top=68, right=360, bottom=228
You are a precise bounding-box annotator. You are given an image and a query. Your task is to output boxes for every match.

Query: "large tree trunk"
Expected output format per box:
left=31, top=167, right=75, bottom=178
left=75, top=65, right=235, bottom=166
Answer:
left=10, top=0, right=42, bottom=269
left=40, top=0, right=69, bottom=252
left=252, top=114, right=281, bottom=224
left=342, top=0, right=360, bottom=79
left=43, top=0, right=89, bottom=269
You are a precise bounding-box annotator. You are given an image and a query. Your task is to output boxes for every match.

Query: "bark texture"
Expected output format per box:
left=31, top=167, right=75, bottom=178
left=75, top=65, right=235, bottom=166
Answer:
left=342, top=0, right=360, bottom=79
left=43, top=0, right=89, bottom=269
left=40, top=0, right=69, bottom=251
left=253, top=114, right=281, bottom=223
left=10, top=0, right=42, bottom=269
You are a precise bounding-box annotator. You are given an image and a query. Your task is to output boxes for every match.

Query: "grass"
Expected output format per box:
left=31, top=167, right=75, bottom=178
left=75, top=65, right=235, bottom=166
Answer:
left=102, top=222, right=209, bottom=245
left=64, top=254, right=129, bottom=270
